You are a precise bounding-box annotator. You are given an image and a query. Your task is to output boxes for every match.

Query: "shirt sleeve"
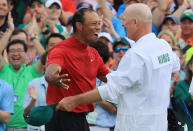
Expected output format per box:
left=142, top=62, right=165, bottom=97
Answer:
left=1, top=85, right=14, bottom=114
left=98, top=51, right=144, bottom=100
left=46, top=47, right=65, bottom=68
left=172, top=52, right=180, bottom=73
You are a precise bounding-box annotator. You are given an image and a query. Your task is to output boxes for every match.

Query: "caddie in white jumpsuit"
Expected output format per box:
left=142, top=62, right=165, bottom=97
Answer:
left=98, top=32, right=180, bottom=131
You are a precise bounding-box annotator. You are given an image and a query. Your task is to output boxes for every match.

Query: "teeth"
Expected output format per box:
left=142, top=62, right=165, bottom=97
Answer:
left=94, top=32, right=99, bottom=37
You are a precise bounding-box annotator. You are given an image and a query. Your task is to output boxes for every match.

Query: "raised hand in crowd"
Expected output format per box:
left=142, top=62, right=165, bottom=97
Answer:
left=152, top=0, right=173, bottom=28
left=0, top=12, right=14, bottom=66
left=103, top=18, right=120, bottom=40
left=170, top=72, right=182, bottom=96
left=24, top=86, right=38, bottom=115
left=28, top=86, right=38, bottom=101
left=172, top=0, right=190, bottom=18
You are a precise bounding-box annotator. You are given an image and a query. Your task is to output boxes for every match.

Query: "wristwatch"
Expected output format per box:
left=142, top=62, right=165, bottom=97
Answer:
left=42, top=29, right=50, bottom=35
left=31, top=34, right=38, bottom=41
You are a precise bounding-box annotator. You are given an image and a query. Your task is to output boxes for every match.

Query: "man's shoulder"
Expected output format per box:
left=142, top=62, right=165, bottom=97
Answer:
left=28, top=76, right=44, bottom=85
left=176, top=80, right=188, bottom=87
left=0, top=79, right=13, bottom=91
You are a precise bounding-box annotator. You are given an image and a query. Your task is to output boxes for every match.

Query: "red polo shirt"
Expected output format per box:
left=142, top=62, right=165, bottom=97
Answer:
left=46, top=36, right=109, bottom=113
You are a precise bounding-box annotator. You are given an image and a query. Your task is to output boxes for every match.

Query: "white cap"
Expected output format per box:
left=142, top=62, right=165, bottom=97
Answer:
left=98, top=32, right=113, bottom=43
left=45, top=0, right=62, bottom=8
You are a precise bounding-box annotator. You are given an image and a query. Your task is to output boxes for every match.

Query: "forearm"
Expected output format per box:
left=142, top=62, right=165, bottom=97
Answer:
left=32, top=39, right=45, bottom=57
left=60, top=11, right=73, bottom=26
left=190, top=1, right=193, bottom=11
left=98, top=0, right=113, bottom=20
left=0, top=29, right=13, bottom=54
left=99, top=101, right=117, bottom=113
left=172, top=5, right=189, bottom=19
left=152, top=0, right=169, bottom=28
left=76, top=88, right=102, bottom=105
left=24, top=99, right=36, bottom=113
left=152, top=8, right=166, bottom=28
left=0, top=110, right=10, bottom=123
left=111, top=30, right=120, bottom=40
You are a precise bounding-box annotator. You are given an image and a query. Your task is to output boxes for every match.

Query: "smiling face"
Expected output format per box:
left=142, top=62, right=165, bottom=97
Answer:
left=160, top=34, right=174, bottom=47
left=181, top=18, right=193, bottom=37
left=162, top=19, right=178, bottom=35
left=7, top=43, right=27, bottom=71
left=0, top=0, right=8, bottom=17
left=30, top=1, right=45, bottom=21
left=80, top=11, right=101, bottom=44
left=47, top=3, right=61, bottom=20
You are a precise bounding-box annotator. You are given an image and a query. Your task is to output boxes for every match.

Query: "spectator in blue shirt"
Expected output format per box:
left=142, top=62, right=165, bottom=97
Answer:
left=0, top=79, right=14, bottom=131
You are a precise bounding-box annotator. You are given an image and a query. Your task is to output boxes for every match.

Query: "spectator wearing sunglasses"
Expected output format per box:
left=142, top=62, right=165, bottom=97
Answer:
left=112, top=37, right=131, bottom=70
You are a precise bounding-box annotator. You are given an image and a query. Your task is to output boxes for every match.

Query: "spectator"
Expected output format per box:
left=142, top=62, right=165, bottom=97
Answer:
left=88, top=40, right=117, bottom=131
left=0, top=14, right=44, bottom=130
left=76, top=2, right=94, bottom=10
left=0, top=79, right=14, bottom=131
left=1, top=39, right=44, bottom=131
left=112, top=37, right=131, bottom=70
left=45, top=8, right=109, bottom=131
left=161, top=15, right=181, bottom=42
left=158, top=29, right=177, bottom=47
left=172, top=55, right=193, bottom=131
left=45, top=0, right=65, bottom=33
left=180, top=10, right=193, bottom=63
left=18, top=0, right=62, bottom=48
left=0, top=0, right=10, bottom=39
left=23, top=33, right=65, bottom=131
left=45, top=33, right=65, bottom=51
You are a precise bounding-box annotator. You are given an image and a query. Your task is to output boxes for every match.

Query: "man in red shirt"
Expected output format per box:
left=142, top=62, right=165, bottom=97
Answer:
left=45, top=8, right=109, bottom=131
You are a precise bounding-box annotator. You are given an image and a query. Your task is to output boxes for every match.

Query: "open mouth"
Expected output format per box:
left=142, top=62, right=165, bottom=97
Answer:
left=94, top=32, right=99, bottom=37
left=12, top=57, right=21, bottom=61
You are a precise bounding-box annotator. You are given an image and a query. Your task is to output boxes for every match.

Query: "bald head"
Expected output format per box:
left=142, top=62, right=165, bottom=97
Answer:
left=120, top=3, right=152, bottom=41
left=124, top=3, right=152, bottom=23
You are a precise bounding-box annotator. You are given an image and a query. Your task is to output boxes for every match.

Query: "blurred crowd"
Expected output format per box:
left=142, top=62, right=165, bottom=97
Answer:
left=1, top=0, right=193, bottom=131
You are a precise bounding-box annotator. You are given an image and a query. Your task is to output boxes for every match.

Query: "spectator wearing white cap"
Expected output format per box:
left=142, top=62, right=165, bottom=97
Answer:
left=46, top=0, right=65, bottom=34
left=98, top=32, right=113, bottom=55
left=98, top=32, right=115, bottom=69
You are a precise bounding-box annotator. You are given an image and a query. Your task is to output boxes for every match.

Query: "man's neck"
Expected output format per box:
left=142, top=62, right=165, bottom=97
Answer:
left=73, top=33, right=88, bottom=45
left=0, top=16, right=6, bottom=27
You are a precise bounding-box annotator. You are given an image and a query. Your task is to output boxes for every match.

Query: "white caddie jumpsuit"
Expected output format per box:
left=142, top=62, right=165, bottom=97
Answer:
left=98, top=33, right=180, bottom=131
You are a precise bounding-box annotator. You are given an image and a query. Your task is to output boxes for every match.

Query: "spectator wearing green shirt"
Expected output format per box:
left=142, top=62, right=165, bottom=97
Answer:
left=0, top=14, right=45, bottom=130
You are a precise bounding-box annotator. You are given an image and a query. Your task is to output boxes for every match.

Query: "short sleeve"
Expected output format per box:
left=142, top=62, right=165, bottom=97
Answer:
left=1, top=85, right=14, bottom=114
left=46, top=47, right=65, bottom=68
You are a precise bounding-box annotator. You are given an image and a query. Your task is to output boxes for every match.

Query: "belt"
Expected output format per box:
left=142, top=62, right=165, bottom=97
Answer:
left=89, top=124, right=114, bottom=129
left=89, top=124, right=96, bottom=126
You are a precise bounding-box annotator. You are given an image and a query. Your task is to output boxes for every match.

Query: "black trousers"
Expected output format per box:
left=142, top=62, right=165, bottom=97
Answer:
left=45, top=110, right=90, bottom=131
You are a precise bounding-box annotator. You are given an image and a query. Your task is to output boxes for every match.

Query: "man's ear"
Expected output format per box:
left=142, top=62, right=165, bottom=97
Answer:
left=76, top=22, right=83, bottom=32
